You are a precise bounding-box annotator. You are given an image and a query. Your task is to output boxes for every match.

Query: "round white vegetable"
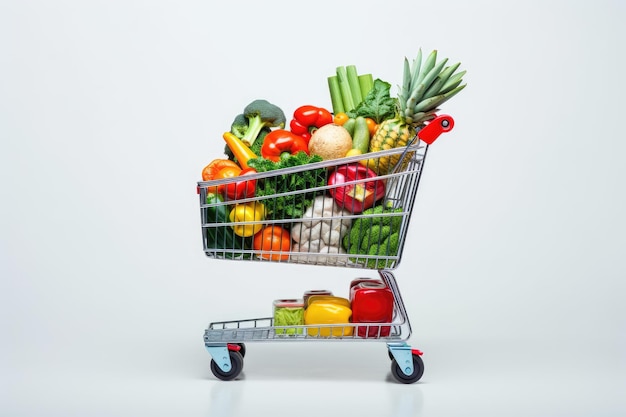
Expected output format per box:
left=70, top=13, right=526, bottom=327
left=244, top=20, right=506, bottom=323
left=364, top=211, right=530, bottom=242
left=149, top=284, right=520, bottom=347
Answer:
left=308, top=124, right=353, bottom=161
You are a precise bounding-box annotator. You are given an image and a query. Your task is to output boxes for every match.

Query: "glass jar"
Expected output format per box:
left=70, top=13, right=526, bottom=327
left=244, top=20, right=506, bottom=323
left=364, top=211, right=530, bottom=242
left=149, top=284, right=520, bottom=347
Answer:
left=273, top=299, right=305, bottom=335
left=303, top=289, right=333, bottom=307
left=350, top=282, right=393, bottom=338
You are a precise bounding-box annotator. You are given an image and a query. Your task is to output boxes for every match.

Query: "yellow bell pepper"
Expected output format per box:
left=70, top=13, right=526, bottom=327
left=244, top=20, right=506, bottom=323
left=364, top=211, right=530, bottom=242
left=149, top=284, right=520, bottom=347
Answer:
left=304, top=297, right=353, bottom=337
left=306, top=295, right=351, bottom=309
left=229, top=202, right=266, bottom=237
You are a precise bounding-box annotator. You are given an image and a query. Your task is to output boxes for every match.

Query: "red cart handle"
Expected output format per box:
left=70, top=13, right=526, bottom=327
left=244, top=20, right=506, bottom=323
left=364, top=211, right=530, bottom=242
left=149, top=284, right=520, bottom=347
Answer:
left=417, top=114, right=454, bottom=145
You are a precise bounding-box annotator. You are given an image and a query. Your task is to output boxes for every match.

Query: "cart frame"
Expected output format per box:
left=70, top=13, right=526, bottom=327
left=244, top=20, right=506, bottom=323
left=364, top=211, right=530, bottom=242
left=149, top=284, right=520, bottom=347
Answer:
left=197, top=115, right=454, bottom=383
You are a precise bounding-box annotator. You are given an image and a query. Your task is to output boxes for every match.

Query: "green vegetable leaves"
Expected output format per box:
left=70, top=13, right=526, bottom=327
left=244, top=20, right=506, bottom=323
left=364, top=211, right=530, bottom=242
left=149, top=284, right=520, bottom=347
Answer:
left=347, top=79, right=398, bottom=124
left=247, top=152, right=326, bottom=222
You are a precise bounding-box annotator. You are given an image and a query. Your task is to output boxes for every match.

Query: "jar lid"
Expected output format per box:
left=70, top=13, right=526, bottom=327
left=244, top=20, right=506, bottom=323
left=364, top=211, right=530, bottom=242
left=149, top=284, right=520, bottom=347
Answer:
left=303, top=289, right=333, bottom=297
left=357, top=281, right=386, bottom=288
left=273, top=298, right=304, bottom=308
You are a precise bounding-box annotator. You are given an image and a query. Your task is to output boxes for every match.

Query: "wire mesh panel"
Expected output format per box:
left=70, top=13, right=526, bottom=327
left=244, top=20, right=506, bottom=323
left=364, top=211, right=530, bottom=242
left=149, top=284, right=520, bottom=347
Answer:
left=197, top=142, right=428, bottom=270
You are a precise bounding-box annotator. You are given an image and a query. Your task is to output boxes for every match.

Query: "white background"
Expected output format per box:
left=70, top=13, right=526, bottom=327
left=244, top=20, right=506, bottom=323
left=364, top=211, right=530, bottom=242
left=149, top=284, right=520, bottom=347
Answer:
left=1, top=1, right=625, bottom=416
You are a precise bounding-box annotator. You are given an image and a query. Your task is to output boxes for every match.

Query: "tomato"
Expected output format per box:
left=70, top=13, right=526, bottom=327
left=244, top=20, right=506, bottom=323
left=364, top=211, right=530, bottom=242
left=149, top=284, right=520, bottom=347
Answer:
left=214, top=165, right=242, bottom=195
left=224, top=167, right=257, bottom=201
left=365, top=118, right=378, bottom=137
left=253, top=226, right=291, bottom=261
left=333, top=112, right=350, bottom=126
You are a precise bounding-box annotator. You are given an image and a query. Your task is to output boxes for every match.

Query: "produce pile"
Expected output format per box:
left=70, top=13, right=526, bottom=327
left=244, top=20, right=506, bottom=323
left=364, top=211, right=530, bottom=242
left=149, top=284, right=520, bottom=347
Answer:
left=200, top=49, right=466, bottom=267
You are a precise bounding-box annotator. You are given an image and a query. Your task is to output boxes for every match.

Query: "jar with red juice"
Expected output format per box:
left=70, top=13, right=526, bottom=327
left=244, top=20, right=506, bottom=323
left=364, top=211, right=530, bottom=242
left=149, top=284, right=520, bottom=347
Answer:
left=349, top=280, right=394, bottom=338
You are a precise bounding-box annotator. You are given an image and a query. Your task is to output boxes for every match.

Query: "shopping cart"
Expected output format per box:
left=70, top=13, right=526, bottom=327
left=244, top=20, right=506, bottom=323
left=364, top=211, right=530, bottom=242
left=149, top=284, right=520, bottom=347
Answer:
left=196, top=115, right=454, bottom=383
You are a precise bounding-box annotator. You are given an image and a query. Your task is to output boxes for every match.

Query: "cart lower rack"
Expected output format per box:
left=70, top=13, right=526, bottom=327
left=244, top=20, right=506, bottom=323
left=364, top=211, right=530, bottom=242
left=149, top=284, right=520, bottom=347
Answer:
left=197, top=115, right=454, bottom=383
left=204, top=270, right=424, bottom=383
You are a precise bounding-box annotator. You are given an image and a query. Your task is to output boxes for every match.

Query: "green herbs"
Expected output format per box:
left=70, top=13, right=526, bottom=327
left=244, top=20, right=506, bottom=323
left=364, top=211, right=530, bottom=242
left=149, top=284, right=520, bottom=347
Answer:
left=247, top=152, right=326, bottom=222
left=248, top=151, right=321, bottom=171
left=347, top=79, right=398, bottom=124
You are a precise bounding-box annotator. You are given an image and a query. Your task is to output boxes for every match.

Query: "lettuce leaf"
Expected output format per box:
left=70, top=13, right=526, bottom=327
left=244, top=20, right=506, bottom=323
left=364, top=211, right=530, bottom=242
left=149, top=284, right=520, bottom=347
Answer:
left=347, top=79, right=398, bottom=124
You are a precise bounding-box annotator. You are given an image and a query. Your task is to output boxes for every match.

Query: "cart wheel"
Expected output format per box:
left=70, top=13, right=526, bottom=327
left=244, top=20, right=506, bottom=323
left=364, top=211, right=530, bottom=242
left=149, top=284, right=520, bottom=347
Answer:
left=210, top=350, right=244, bottom=381
left=391, top=353, right=424, bottom=384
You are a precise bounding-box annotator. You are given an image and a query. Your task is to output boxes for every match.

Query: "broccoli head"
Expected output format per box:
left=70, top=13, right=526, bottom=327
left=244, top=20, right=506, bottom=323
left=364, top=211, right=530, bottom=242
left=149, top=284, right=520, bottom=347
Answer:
left=230, top=113, right=249, bottom=139
left=240, top=99, right=286, bottom=146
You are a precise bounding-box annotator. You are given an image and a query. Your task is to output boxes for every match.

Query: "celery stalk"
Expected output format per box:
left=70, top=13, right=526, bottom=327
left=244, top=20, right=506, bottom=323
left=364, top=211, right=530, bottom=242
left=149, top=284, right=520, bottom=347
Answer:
left=346, top=65, right=363, bottom=107
left=336, top=66, right=355, bottom=112
left=358, top=73, right=375, bottom=99
left=327, top=75, right=345, bottom=114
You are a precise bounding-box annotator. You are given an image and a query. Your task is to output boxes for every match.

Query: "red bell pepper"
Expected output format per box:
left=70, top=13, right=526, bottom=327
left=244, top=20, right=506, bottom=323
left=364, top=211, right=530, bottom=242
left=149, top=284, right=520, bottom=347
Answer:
left=260, top=129, right=309, bottom=162
left=224, top=167, right=257, bottom=200
left=289, top=105, right=334, bottom=142
left=327, top=164, right=386, bottom=213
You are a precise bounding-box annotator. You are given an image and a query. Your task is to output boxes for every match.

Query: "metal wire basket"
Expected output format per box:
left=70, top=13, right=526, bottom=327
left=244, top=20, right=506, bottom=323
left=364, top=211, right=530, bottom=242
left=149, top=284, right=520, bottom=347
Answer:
left=196, top=140, right=429, bottom=270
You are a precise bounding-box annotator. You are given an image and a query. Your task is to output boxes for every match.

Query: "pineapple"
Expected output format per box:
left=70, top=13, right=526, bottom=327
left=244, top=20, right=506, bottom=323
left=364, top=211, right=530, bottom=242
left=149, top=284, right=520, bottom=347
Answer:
left=367, top=49, right=467, bottom=175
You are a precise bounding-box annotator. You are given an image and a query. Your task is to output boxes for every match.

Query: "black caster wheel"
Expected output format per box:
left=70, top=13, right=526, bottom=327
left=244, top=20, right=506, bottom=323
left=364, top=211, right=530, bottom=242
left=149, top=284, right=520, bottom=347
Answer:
left=391, top=353, right=424, bottom=384
left=210, top=350, right=244, bottom=381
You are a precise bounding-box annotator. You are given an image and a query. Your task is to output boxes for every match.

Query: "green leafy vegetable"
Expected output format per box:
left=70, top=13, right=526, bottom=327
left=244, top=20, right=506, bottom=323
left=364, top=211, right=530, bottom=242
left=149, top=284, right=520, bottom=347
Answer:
left=347, top=78, right=398, bottom=124
left=247, top=152, right=326, bottom=222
